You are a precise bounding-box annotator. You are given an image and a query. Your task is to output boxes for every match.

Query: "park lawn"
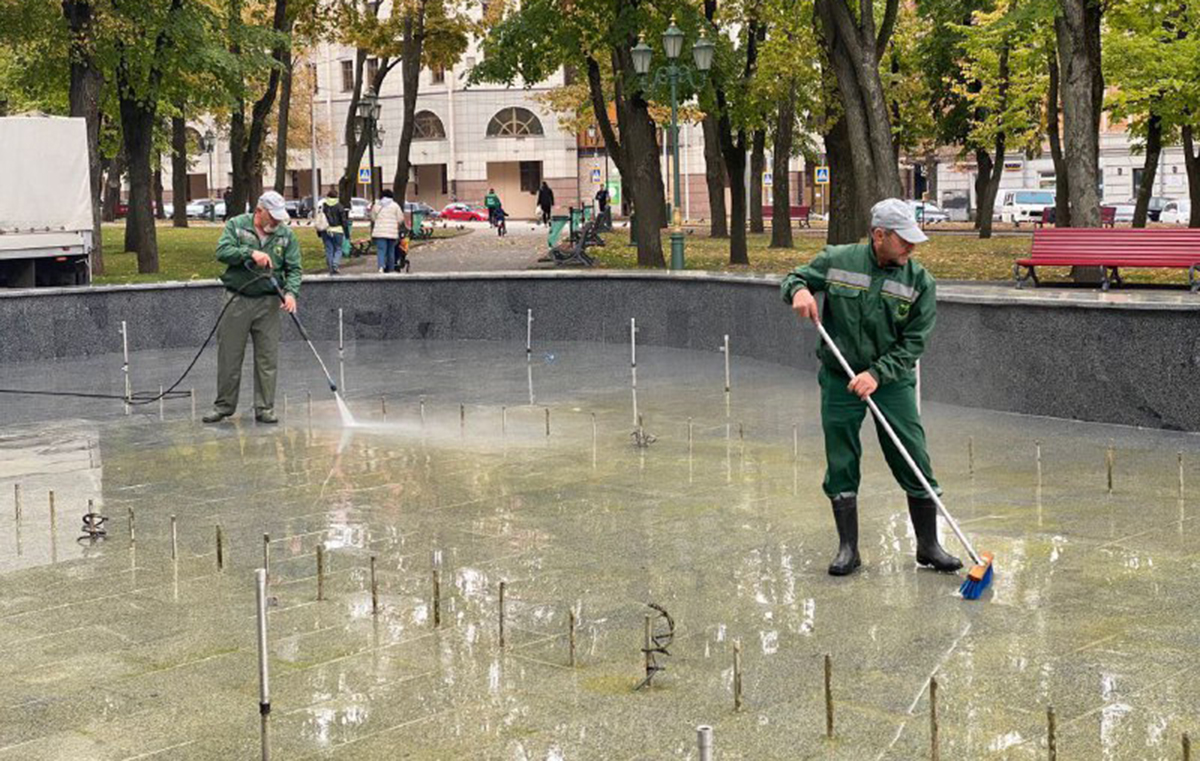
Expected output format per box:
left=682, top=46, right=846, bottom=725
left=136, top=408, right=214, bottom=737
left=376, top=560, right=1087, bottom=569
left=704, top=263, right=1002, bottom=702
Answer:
left=94, top=222, right=464, bottom=285
left=589, top=229, right=1031, bottom=281
left=587, top=227, right=1191, bottom=285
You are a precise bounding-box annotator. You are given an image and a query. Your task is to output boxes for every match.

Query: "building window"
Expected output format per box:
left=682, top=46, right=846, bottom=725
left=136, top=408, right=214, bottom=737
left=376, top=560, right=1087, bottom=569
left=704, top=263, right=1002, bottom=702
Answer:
left=367, top=58, right=380, bottom=85
left=309, top=63, right=319, bottom=94
left=563, top=65, right=577, bottom=86
left=519, top=161, right=542, bottom=193
left=465, top=56, right=476, bottom=70
left=486, top=107, right=544, bottom=138
left=431, top=66, right=445, bottom=85
left=413, top=110, right=446, bottom=140
left=340, top=60, right=354, bottom=92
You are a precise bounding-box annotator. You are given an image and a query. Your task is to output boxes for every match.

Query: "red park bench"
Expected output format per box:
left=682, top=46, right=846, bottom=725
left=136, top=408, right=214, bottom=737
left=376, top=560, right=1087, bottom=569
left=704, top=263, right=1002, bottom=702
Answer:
left=1014, top=228, right=1200, bottom=291
left=762, top=205, right=811, bottom=228
left=1034, top=205, right=1117, bottom=228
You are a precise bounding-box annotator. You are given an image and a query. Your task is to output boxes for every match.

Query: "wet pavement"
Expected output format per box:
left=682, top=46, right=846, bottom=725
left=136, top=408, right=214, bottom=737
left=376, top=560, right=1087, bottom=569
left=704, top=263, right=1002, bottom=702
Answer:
left=0, top=339, right=1198, bottom=759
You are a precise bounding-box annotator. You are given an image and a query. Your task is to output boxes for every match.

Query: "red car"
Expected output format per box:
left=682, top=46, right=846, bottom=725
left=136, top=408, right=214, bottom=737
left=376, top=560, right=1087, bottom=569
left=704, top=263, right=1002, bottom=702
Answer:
left=440, top=202, right=489, bottom=222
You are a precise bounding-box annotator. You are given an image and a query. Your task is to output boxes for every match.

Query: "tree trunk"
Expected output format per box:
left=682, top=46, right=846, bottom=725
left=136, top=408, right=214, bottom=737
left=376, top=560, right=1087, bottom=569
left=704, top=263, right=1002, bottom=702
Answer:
left=1183, top=126, right=1200, bottom=227
left=171, top=115, right=189, bottom=227
left=825, top=115, right=867, bottom=244
left=1132, top=112, right=1161, bottom=228
left=923, top=150, right=937, bottom=205
left=273, top=55, right=293, bottom=194
left=63, top=0, right=105, bottom=274
left=153, top=165, right=165, bottom=220
left=1055, top=0, right=1102, bottom=229
left=339, top=50, right=371, bottom=204
left=770, top=83, right=796, bottom=249
left=615, top=46, right=666, bottom=267
left=749, top=129, right=765, bottom=233
left=1047, top=52, right=1070, bottom=227
left=815, top=0, right=904, bottom=219
left=392, top=9, right=425, bottom=207
left=702, top=113, right=727, bottom=238
left=229, top=0, right=288, bottom=214
left=722, top=140, right=748, bottom=264
left=118, top=87, right=159, bottom=271
left=974, top=147, right=1005, bottom=239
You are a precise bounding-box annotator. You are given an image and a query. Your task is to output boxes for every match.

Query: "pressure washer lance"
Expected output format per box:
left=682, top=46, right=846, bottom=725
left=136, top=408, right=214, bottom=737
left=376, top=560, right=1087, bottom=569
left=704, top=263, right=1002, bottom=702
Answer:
left=814, top=322, right=994, bottom=600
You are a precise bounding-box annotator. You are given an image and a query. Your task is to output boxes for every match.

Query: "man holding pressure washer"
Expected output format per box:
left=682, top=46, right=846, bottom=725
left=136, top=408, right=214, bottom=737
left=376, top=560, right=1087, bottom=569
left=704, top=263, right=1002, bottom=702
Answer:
left=203, top=191, right=302, bottom=425
left=782, top=198, right=960, bottom=577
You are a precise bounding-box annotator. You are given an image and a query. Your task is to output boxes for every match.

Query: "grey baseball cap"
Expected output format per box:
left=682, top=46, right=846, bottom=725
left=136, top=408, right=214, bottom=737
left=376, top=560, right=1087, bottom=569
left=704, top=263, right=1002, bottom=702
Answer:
left=870, top=198, right=927, bottom=244
left=257, top=190, right=290, bottom=223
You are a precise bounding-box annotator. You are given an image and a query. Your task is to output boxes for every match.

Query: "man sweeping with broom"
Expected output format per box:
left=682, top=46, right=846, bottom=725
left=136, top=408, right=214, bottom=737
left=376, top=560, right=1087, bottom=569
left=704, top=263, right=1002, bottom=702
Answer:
left=782, top=199, right=965, bottom=579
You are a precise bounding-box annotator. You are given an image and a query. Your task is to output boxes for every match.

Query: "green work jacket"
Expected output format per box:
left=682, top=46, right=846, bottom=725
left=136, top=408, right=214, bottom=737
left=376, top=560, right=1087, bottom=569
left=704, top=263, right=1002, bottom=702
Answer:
left=780, top=242, right=935, bottom=385
left=484, top=193, right=501, bottom=209
left=216, top=213, right=303, bottom=297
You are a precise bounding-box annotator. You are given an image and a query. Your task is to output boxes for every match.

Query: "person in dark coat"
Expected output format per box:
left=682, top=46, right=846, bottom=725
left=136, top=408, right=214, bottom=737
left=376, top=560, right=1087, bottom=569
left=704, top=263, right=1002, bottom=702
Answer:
left=536, top=182, right=554, bottom=226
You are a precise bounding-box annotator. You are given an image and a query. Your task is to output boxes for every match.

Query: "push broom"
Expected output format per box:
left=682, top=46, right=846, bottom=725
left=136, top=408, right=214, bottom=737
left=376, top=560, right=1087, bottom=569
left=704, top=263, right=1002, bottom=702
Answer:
left=815, top=322, right=994, bottom=600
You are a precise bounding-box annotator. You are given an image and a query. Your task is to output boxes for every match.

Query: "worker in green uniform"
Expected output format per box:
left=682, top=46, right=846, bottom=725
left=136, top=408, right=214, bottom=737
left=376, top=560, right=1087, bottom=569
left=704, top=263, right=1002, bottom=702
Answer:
left=484, top=188, right=502, bottom=226
left=203, top=191, right=302, bottom=425
left=781, top=198, right=960, bottom=576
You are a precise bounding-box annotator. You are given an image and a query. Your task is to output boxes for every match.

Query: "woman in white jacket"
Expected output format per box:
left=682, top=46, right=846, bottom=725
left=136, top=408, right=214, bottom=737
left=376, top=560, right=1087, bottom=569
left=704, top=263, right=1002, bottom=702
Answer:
left=370, top=190, right=406, bottom=272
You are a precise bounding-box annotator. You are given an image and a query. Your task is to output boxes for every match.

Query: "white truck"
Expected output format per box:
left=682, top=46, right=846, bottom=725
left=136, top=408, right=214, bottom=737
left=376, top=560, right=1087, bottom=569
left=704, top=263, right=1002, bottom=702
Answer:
left=0, top=115, right=95, bottom=287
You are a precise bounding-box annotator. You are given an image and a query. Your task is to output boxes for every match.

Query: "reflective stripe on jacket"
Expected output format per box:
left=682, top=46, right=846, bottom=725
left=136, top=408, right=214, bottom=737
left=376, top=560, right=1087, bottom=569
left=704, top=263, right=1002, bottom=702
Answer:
left=780, top=242, right=935, bottom=385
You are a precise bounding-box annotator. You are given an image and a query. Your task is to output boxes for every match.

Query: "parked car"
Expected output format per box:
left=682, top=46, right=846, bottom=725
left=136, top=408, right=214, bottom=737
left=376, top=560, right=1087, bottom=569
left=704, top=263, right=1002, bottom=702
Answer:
left=1160, top=198, right=1192, bottom=224
left=297, top=196, right=315, bottom=219
left=349, top=197, right=370, bottom=221
left=185, top=198, right=215, bottom=218
left=284, top=199, right=302, bottom=218
left=440, top=202, right=489, bottom=222
left=905, top=200, right=949, bottom=224
left=996, top=189, right=1056, bottom=225
left=1109, top=202, right=1136, bottom=224
left=1118, top=197, right=1170, bottom=222
left=404, top=201, right=440, bottom=219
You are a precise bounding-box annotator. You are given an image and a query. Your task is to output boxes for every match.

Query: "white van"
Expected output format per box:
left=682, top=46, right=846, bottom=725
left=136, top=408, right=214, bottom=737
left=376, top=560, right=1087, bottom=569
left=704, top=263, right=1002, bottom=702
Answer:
left=1160, top=198, right=1192, bottom=224
left=995, top=189, right=1056, bottom=225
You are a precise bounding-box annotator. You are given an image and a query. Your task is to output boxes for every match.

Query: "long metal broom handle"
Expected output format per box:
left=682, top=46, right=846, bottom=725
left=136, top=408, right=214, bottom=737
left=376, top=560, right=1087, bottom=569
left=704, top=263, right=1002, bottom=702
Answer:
left=815, top=321, right=982, bottom=566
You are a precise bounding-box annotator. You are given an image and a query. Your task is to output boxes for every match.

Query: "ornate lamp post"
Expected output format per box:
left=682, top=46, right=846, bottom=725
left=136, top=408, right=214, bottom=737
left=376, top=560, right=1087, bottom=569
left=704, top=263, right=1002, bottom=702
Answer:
left=356, top=88, right=382, bottom=201
left=632, top=17, right=714, bottom=270
left=200, top=129, right=217, bottom=220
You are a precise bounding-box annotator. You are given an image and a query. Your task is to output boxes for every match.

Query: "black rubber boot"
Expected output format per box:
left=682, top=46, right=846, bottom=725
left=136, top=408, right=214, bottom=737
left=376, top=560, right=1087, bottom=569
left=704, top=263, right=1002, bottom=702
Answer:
left=828, top=496, right=862, bottom=576
left=907, top=495, right=963, bottom=572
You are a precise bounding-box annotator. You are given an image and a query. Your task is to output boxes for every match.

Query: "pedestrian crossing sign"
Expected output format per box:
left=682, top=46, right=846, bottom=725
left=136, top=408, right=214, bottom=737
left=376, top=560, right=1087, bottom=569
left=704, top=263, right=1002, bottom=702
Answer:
left=358, top=167, right=372, bottom=184
left=815, top=166, right=830, bottom=185
left=591, top=168, right=602, bottom=184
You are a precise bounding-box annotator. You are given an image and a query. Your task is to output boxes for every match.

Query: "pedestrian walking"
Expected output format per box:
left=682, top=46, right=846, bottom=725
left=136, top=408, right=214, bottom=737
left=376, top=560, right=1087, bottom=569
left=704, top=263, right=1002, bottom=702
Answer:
left=370, top=190, right=405, bottom=273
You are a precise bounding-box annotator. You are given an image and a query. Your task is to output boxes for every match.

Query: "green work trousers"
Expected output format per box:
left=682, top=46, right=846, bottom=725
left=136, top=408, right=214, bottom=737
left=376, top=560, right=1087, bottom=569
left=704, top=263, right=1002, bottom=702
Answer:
left=214, top=291, right=281, bottom=416
left=818, top=364, right=940, bottom=500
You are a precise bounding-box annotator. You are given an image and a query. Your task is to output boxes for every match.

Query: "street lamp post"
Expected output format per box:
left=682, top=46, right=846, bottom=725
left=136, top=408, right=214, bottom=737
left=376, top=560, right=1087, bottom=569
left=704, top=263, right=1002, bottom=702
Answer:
left=632, top=18, right=714, bottom=270
left=200, top=129, right=216, bottom=221
left=356, top=88, right=382, bottom=201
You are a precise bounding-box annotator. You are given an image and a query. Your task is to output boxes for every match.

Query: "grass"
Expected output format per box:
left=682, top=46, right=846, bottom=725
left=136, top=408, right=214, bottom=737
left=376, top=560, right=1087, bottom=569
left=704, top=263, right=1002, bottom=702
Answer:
left=95, top=220, right=1193, bottom=287
left=588, top=224, right=1191, bottom=285
left=93, top=222, right=465, bottom=285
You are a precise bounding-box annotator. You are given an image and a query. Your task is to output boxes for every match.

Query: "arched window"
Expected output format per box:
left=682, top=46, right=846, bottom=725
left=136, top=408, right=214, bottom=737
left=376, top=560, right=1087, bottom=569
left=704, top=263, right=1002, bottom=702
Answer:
left=413, top=110, right=446, bottom=140
left=486, top=107, right=544, bottom=137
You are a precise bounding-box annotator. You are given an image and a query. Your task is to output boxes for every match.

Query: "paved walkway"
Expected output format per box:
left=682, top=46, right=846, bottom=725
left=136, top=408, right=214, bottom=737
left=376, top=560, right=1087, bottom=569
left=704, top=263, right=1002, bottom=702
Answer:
left=339, top=220, right=550, bottom=274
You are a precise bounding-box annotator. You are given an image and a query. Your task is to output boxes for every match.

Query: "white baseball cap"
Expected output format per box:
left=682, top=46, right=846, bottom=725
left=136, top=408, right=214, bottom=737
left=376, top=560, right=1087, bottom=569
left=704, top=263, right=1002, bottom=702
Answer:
left=257, top=190, right=290, bottom=223
left=870, top=198, right=927, bottom=244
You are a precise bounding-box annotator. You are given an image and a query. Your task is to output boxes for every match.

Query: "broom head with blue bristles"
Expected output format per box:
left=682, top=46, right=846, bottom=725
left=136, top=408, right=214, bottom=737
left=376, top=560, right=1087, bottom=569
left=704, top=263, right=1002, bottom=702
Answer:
left=959, top=552, right=994, bottom=600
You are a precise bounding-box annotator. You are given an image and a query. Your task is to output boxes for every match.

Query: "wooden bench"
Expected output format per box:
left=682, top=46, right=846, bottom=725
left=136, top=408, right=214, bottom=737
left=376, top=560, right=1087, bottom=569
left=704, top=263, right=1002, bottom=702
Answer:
left=1014, top=228, right=1200, bottom=291
left=762, top=205, right=811, bottom=228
